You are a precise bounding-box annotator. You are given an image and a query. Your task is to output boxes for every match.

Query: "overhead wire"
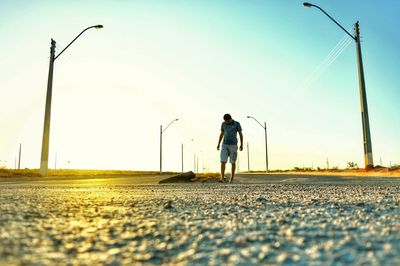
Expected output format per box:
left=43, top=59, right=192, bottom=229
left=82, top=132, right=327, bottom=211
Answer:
left=301, top=33, right=352, bottom=90
left=269, top=29, right=354, bottom=120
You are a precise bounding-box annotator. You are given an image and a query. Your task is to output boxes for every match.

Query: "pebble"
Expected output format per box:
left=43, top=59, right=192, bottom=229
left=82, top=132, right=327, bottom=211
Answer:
left=0, top=183, right=399, bottom=265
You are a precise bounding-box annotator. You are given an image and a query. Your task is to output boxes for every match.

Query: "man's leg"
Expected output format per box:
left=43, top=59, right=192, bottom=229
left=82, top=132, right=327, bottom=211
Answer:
left=220, top=144, right=228, bottom=182
left=230, top=163, right=236, bottom=183
left=220, top=162, right=226, bottom=182
left=229, top=145, right=238, bottom=183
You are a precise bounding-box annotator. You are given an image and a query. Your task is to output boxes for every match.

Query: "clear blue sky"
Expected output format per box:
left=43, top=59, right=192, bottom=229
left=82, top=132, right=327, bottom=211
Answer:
left=1, top=0, right=399, bottom=171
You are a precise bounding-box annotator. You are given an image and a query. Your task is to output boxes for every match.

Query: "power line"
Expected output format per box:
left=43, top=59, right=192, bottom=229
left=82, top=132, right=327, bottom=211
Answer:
left=301, top=34, right=352, bottom=90
left=270, top=31, right=353, bottom=120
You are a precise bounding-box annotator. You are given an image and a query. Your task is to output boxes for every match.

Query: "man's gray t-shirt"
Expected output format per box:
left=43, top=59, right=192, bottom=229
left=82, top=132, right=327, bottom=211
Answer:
left=221, top=120, right=242, bottom=145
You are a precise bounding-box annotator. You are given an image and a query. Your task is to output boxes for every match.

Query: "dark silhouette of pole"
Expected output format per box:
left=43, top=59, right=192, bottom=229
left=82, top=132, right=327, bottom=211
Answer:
left=181, top=139, right=193, bottom=172
left=354, top=22, right=373, bottom=168
left=247, top=142, right=250, bottom=172
left=160, top=125, right=162, bottom=174
left=181, top=143, right=183, bottom=172
left=160, top=118, right=178, bottom=174
left=18, top=143, right=22, bottom=170
left=40, top=25, right=103, bottom=177
left=40, top=39, right=55, bottom=176
left=303, top=3, right=374, bottom=169
left=247, top=116, right=268, bottom=172
left=263, top=122, right=268, bottom=172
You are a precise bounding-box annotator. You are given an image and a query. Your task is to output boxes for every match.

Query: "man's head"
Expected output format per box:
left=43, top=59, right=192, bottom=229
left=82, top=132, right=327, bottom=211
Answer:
left=223, top=113, right=233, bottom=124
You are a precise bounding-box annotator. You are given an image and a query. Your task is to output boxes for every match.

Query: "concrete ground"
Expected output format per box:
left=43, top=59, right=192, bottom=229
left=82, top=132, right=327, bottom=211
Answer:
left=1, top=174, right=399, bottom=265
left=236, top=173, right=400, bottom=185
left=2, top=172, right=400, bottom=185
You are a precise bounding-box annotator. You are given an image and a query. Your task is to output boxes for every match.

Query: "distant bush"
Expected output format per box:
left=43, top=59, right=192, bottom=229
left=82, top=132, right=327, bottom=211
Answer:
left=347, top=162, right=359, bottom=169
left=293, top=166, right=313, bottom=171
left=389, top=165, right=400, bottom=171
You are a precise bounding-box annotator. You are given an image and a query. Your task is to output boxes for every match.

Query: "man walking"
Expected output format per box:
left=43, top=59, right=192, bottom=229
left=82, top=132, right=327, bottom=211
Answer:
left=217, top=114, right=243, bottom=183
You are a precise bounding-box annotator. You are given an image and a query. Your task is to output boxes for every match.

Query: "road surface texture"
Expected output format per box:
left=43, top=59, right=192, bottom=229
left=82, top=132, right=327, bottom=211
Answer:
left=1, top=174, right=399, bottom=265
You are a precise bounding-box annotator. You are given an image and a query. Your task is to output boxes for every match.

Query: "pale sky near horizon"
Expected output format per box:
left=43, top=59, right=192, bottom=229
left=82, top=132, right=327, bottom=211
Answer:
left=1, top=0, right=399, bottom=172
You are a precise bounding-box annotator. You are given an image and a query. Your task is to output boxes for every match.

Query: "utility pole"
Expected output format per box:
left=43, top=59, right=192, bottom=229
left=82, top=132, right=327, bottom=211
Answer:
left=39, top=25, right=103, bottom=177
left=355, top=22, right=374, bottom=169
left=303, top=4, right=374, bottom=170
left=160, top=125, right=162, bottom=174
left=181, top=139, right=193, bottom=173
left=18, top=143, right=22, bottom=170
left=264, top=122, right=269, bottom=172
left=181, top=143, right=184, bottom=173
left=247, top=116, right=268, bottom=172
left=247, top=142, right=250, bottom=172
left=40, top=39, right=56, bottom=177
left=326, top=158, right=329, bottom=170
left=159, top=119, right=178, bottom=174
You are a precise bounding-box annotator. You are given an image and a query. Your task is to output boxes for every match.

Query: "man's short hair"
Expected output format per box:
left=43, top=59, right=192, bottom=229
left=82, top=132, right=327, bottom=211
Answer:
left=223, top=114, right=232, bottom=121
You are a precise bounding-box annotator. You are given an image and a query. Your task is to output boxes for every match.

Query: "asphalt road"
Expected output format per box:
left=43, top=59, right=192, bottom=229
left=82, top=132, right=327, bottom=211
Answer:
left=236, top=173, right=400, bottom=185
left=1, top=174, right=399, bottom=265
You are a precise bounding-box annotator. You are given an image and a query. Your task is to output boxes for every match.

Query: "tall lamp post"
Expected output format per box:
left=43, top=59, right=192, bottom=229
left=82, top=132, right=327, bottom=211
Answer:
left=40, top=25, right=103, bottom=177
left=303, top=2, right=374, bottom=169
left=247, top=142, right=250, bottom=172
left=181, top=139, right=194, bottom=172
left=160, top=118, right=179, bottom=174
left=247, top=116, right=268, bottom=172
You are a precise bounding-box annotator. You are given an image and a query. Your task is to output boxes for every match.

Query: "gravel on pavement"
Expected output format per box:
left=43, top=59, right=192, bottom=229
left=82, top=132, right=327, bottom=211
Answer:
left=1, top=180, right=399, bottom=265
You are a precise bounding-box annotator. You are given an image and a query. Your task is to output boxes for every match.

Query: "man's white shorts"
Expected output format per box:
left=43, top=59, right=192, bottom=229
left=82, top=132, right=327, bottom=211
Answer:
left=220, top=144, right=238, bottom=164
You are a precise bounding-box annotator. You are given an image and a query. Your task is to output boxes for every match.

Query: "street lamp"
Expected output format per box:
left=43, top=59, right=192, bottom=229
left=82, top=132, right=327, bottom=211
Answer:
left=303, top=3, right=374, bottom=169
left=247, top=142, right=250, bottom=172
left=181, top=139, right=194, bottom=172
left=181, top=139, right=194, bottom=173
left=194, top=150, right=203, bottom=173
left=160, top=118, right=179, bottom=174
left=247, top=116, right=268, bottom=172
left=40, top=25, right=103, bottom=176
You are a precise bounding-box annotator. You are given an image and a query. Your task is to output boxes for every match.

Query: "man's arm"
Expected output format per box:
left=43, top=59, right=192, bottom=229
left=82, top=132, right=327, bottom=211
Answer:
left=239, top=131, right=243, bottom=151
left=217, top=132, right=224, bottom=150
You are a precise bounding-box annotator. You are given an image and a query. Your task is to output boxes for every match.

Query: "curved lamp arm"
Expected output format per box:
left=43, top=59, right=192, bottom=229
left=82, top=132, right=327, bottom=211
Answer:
left=55, top=25, right=103, bottom=60
left=303, top=3, right=356, bottom=41
left=162, top=119, right=179, bottom=133
left=247, top=116, right=265, bottom=129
